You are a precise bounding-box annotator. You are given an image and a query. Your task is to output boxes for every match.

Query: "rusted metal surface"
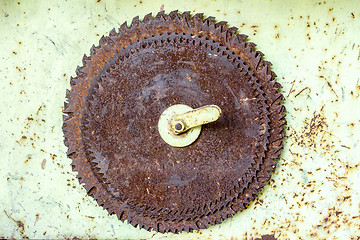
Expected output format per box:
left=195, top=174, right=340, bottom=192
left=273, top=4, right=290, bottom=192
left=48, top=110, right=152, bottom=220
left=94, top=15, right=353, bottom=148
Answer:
left=63, top=16, right=285, bottom=233
left=0, top=0, right=359, bottom=239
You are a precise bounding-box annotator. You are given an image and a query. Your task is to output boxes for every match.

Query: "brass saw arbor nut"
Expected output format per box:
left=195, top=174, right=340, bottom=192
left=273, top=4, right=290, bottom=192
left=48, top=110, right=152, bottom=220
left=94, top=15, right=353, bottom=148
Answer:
left=63, top=11, right=286, bottom=233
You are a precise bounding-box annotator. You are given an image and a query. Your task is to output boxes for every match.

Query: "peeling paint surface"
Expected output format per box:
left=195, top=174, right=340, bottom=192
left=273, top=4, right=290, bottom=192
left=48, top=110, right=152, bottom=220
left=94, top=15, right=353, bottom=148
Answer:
left=0, top=0, right=359, bottom=239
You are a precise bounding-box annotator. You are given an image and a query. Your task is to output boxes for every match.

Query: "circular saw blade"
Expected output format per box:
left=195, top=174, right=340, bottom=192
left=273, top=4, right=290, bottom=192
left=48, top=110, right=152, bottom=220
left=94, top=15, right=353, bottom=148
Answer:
left=63, top=11, right=286, bottom=233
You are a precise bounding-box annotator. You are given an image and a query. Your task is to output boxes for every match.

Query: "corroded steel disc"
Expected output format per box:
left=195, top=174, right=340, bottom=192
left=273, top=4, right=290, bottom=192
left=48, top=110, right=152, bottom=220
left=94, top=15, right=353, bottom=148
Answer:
left=63, top=11, right=286, bottom=233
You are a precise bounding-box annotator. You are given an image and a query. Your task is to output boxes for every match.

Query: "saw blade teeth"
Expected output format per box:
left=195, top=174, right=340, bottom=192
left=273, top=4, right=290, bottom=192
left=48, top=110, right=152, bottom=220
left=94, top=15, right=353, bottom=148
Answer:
left=143, top=12, right=153, bottom=22
left=168, top=10, right=179, bottom=19
left=244, top=45, right=252, bottom=54
left=181, top=11, right=191, bottom=19
left=228, top=26, right=238, bottom=33
left=215, top=21, right=227, bottom=29
left=85, top=92, right=95, bottom=105
left=79, top=177, right=87, bottom=186
left=205, top=16, right=215, bottom=22
left=82, top=54, right=90, bottom=66
left=102, top=62, right=111, bottom=74
left=119, top=21, right=128, bottom=31
left=261, top=65, right=270, bottom=76
left=204, top=16, right=216, bottom=27
left=228, top=34, right=239, bottom=47
left=263, top=59, right=274, bottom=68
left=63, top=102, right=74, bottom=114
left=193, top=12, right=204, bottom=20
left=69, top=76, right=77, bottom=86
left=109, top=27, right=117, bottom=36
left=237, top=33, right=248, bottom=42
left=90, top=44, right=97, bottom=55
left=62, top=113, right=70, bottom=124
left=63, top=101, right=69, bottom=112
left=87, top=186, right=97, bottom=196
left=155, top=11, right=166, bottom=19
left=270, top=93, right=283, bottom=107
left=254, top=56, right=264, bottom=71
left=66, top=143, right=76, bottom=156
left=99, top=35, right=106, bottom=45
left=75, top=66, right=86, bottom=76
left=115, top=210, right=124, bottom=221
left=63, top=115, right=76, bottom=127
left=131, top=16, right=140, bottom=28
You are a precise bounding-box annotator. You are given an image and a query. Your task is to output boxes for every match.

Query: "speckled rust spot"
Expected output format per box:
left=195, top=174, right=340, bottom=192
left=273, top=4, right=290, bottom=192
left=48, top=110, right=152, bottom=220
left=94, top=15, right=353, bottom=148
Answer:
left=256, top=234, right=277, bottom=240
left=63, top=11, right=286, bottom=233
left=4, top=210, right=27, bottom=238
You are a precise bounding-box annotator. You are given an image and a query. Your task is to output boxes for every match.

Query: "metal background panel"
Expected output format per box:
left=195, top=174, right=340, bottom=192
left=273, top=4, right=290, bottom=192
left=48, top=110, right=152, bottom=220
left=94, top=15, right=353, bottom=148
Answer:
left=0, top=0, right=359, bottom=239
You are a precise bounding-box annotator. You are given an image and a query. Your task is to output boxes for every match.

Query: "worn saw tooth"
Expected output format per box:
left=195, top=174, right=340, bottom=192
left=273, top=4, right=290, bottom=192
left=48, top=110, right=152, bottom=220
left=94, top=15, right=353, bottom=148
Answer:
left=119, top=21, right=128, bottom=31
left=228, top=34, right=241, bottom=47
left=237, top=33, right=248, bottom=42
left=62, top=112, right=70, bottom=124
left=78, top=175, right=87, bottom=186
left=257, top=170, right=271, bottom=179
left=103, top=201, right=114, bottom=213
left=261, top=64, right=270, bottom=77
left=81, top=54, right=91, bottom=66
left=177, top=11, right=191, bottom=29
left=270, top=93, right=284, bottom=107
left=65, top=141, right=76, bottom=156
left=196, top=218, right=208, bottom=229
left=193, top=12, right=204, bottom=20
left=63, top=114, right=76, bottom=127
left=109, top=27, right=117, bottom=36
left=168, top=10, right=179, bottom=19
left=228, top=26, right=238, bottom=33
left=131, top=16, right=140, bottom=28
left=243, top=43, right=253, bottom=54
left=91, top=153, right=109, bottom=175
left=63, top=101, right=75, bottom=113
left=69, top=76, right=78, bottom=86
left=101, top=62, right=111, bottom=74
left=90, top=44, right=97, bottom=55
left=215, top=21, right=227, bottom=30
left=193, top=13, right=205, bottom=29
left=155, top=11, right=166, bottom=20
left=115, top=209, right=125, bottom=221
left=142, top=12, right=153, bottom=22
left=99, top=35, right=115, bottom=46
left=180, top=11, right=191, bottom=19
left=75, top=66, right=86, bottom=76
left=95, top=194, right=105, bottom=206
left=204, top=16, right=216, bottom=27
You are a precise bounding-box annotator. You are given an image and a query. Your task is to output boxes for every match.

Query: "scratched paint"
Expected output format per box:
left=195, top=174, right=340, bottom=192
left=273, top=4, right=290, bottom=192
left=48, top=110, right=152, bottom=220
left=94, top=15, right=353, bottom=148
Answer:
left=0, top=0, right=359, bottom=239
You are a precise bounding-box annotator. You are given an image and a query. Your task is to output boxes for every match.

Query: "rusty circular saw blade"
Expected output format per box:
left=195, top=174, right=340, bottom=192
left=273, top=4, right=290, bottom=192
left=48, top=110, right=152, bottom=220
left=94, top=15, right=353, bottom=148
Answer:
left=63, top=11, right=286, bottom=233
left=83, top=32, right=269, bottom=221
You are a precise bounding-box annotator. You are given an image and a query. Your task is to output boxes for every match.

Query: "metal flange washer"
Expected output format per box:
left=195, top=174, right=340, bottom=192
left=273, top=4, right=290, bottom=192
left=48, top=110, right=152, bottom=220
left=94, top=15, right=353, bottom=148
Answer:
left=158, top=104, right=222, bottom=147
